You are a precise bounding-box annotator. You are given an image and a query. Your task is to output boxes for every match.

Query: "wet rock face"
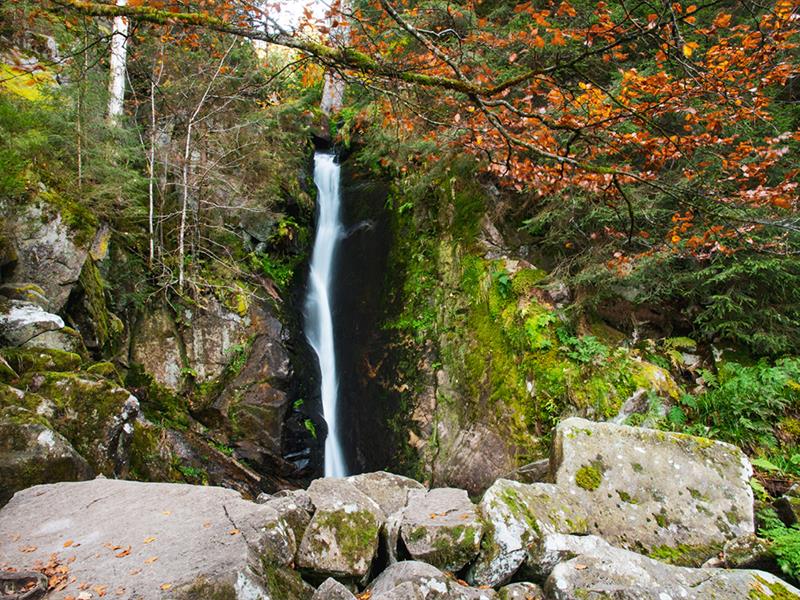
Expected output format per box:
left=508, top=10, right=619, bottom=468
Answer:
left=0, top=479, right=312, bottom=600
left=400, top=488, right=484, bottom=572
left=470, top=418, right=755, bottom=587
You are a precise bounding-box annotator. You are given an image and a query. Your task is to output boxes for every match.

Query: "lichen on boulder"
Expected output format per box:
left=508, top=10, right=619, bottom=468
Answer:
left=399, top=487, right=484, bottom=572
left=297, top=478, right=383, bottom=581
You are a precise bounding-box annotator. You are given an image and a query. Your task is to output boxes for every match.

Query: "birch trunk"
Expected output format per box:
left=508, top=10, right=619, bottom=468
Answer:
left=107, top=0, right=129, bottom=122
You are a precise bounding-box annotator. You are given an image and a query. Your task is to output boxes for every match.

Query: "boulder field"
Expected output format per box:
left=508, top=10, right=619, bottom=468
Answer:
left=2, top=418, right=798, bottom=599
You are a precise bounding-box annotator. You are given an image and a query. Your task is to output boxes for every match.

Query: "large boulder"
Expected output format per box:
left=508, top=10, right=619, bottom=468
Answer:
left=0, top=407, right=93, bottom=505
left=0, top=478, right=313, bottom=599
left=348, top=471, right=426, bottom=518
left=468, top=479, right=586, bottom=586
left=130, top=307, right=184, bottom=389
left=14, top=372, right=141, bottom=475
left=469, top=418, right=755, bottom=586
left=551, top=417, right=754, bottom=558
left=2, top=201, right=91, bottom=311
left=537, top=534, right=800, bottom=600
left=400, top=488, right=484, bottom=572
left=0, top=299, right=64, bottom=346
left=210, top=313, right=292, bottom=458
left=368, top=561, right=496, bottom=600
left=297, top=477, right=384, bottom=580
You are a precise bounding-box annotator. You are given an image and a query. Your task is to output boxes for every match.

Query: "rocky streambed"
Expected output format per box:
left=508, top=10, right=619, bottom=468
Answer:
left=2, top=417, right=797, bottom=599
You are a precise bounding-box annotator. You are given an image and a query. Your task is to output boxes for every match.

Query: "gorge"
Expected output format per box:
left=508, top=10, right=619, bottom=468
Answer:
left=1, top=0, right=800, bottom=598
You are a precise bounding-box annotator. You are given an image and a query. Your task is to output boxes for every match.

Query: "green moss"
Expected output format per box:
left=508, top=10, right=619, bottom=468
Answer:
left=616, top=490, right=637, bottom=504
left=261, top=560, right=312, bottom=599
left=125, top=364, right=189, bottom=430
left=75, top=259, right=123, bottom=353
left=575, top=464, right=603, bottom=491
left=312, top=509, right=380, bottom=563
left=511, top=268, right=546, bottom=295
left=647, top=542, right=723, bottom=566
left=17, top=371, right=133, bottom=474
left=0, top=347, right=82, bottom=375
left=174, top=578, right=236, bottom=600
left=85, top=361, right=122, bottom=383
left=408, top=526, right=428, bottom=542
left=0, top=356, right=18, bottom=383
left=749, top=575, right=799, bottom=600
left=128, top=423, right=177, bottom=481
left=39, top=191, right=98, bottom=248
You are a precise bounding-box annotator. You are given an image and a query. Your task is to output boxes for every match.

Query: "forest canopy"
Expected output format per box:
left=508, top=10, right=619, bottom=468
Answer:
left=5, top=0, right=800, bottom=354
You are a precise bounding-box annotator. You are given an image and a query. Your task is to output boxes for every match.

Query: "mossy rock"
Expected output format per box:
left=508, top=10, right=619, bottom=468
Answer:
left=0, top=407, right=94, bottom=506
left=0, top=347, right=82, bottom=375
left=68, top=259, right=124, bottom=353
left=0, top=356, right=17, bottom=384
left=19, top=372, right=139, bottom=474
left=125, top=364, right=190, bottom=430
left=85, top=361, right=122, bottom=384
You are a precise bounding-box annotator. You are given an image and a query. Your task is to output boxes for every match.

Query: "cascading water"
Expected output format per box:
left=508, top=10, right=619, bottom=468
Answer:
left=305, top=151, right=347, bottom=477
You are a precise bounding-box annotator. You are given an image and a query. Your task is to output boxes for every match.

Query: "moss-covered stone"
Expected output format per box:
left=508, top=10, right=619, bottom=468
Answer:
left=18, top=372, right=139, bottom=474
left=69, top=258, right=124, bottom=354
left=0, top=347, right=82, bottom=375
left=0, top=356, right=18, bottom=383
left=85, top=361, right=122, bottom=383
left=0, top=406, right=94, bottom=505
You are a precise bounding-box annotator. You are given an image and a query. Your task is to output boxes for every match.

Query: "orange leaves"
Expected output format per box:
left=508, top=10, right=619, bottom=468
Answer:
left=713, top=13, right=733, bottom=28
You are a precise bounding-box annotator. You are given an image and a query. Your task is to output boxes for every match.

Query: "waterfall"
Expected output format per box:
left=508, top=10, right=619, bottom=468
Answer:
left=305, top=152, right=347, bottom=477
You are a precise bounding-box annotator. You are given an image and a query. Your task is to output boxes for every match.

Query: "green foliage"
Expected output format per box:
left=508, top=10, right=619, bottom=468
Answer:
left=759, top=508, right=800, bottom=581
left=258, top=254, right=296, bottom=288
left=556, top=329, right=609, bottom=365
left=668, top=359, right=800, bottom=449
left=303, top=418, right=317, bottom=439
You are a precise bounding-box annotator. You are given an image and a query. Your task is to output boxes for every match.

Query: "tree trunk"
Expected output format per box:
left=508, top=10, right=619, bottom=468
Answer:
left=107, top=0, right=129, bottom=122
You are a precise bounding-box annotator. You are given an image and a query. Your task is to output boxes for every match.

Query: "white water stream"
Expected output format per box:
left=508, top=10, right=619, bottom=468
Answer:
left=305, top=152, right=347, bottom=477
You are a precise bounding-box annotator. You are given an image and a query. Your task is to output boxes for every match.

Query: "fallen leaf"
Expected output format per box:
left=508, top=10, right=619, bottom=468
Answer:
left=129, top=569, right=142, bottom=576
left=144, top=556, right=158, bottom=564
left=19, top=545, right=37, bottom=553
left=92, top=584, right=108, bottom=597
left=161, top=511, right=171, bottom=516
left=115, top=587, right=125, bottom=596
left=160, top=583, right=172, bottom=591
left=115, top=546, right=131, bottom=558
left=202, top=522, right=212, bottom=529
left=228, top=529, right=240, bottom=536
left=575, top=564, right=587, bottom=570
left=63, top=539, right=74, bottom=548
left=143, top=536, right=156, bottom=544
